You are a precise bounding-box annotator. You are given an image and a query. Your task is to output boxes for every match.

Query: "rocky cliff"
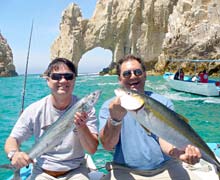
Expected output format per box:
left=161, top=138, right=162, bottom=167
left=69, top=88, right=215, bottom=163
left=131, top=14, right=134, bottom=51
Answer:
left=0, top=33, right=17, bottom=77
left=51, top=0, right=220, bottom=75
left=156, top=0, right=220, bottom=75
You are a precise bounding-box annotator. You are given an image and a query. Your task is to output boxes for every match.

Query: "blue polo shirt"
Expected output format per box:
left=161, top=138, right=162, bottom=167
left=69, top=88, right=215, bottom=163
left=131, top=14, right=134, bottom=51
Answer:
left=99, top=91, right=174, bottom=170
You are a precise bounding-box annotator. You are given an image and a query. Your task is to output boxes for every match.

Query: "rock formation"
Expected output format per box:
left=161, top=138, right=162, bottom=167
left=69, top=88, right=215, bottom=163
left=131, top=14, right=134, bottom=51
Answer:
left=156, top=0, right=220, bottom=75
left=0, top=33, right=17, bottom=77
left=51, top=0, right=220, bottom=75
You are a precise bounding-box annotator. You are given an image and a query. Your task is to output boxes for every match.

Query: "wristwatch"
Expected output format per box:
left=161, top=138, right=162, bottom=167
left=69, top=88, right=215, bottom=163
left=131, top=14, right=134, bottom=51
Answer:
left=7, top=150, right=17, bottom=161
left=109, top=117, right=122, bottom=126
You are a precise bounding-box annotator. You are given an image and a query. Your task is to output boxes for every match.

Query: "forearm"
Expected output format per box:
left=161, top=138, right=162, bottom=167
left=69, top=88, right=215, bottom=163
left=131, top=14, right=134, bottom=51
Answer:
left=5, top=136, right=20, bottom=154
left=159, top=138, right=182, bottom=158
left=100, top=117, right=121, bottom=150
left=78, top=126, right=98, bottom=154
left=5, top=136, right=33, bottom=168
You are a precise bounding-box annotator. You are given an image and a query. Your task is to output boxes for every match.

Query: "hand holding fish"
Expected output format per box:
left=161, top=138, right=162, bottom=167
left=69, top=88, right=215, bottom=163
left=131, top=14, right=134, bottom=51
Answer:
left=74, top=111, right=88, bottom=129
left=109, top=97, right=127, bottom=121
left=74, top=111, right=98, bottom=154
left=10, top=151, right=33, bottom=169
left=169, top=144, right=201, bottom=165
left=179, top=145, right=201, bottom=164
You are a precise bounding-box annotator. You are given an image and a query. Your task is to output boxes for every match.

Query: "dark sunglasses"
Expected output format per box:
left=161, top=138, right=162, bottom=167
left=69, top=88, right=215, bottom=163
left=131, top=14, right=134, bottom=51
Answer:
left=50, top=73, right=75, bottom=81
left=122, top=69, right=143, bottom=78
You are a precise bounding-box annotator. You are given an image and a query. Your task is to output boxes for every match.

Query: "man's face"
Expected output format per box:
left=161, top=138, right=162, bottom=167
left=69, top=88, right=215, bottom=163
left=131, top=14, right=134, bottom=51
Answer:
left=47, top=64, right=75, bottom=97
left=118, top=59, right=146, bottom=93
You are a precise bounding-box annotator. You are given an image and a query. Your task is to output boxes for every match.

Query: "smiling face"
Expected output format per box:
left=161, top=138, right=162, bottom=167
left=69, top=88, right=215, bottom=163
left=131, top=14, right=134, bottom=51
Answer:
left=118, top=59, right=146, bottom=93
left=47, top=63, right=75, bottom=98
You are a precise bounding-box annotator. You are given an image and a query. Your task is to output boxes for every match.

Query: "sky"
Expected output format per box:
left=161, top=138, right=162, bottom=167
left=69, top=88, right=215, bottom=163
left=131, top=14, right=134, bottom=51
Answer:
left=0, top=0, right=112, bottom=75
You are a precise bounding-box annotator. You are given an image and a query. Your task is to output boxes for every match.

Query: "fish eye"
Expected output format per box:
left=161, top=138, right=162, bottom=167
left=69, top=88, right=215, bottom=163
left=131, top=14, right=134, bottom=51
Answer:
left=82, top=104, right=90, bottom=112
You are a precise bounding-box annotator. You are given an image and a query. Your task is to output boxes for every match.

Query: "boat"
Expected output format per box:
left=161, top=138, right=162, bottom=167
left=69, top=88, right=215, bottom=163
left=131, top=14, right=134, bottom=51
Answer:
left=7, top=154, right=104, bottom=180
left=163, top=59, right=220, bottom=96
left=7, top=143, right=220, bottom=180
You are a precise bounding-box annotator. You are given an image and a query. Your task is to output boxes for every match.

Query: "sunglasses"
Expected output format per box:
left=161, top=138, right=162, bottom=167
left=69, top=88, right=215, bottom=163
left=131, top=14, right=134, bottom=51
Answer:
left=50, top=73, right=75, bottom=81
left=122, top=69, right=143, bottom=78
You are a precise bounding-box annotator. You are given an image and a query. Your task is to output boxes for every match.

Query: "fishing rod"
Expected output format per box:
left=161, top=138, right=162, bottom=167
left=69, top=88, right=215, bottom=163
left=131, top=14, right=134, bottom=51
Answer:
left=20, top=20, right=34, bottom=115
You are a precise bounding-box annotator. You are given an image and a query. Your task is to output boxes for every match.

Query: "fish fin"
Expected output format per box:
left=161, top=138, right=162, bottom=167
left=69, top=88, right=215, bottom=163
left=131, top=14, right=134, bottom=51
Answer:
left=177, top=113, right=189, bottom=123
left=141, top=125, right=152, bottom=135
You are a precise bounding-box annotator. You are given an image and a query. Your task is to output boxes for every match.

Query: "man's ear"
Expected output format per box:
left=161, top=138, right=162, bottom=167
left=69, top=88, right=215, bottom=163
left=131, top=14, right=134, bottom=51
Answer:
left=43, top=76, right=49, bottom=82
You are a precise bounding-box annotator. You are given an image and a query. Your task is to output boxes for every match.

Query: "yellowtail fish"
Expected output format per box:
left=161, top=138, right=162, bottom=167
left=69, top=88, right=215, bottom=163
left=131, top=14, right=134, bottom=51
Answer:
left=115, top=87, right=220, bottom=179
left=0, top=90, right=101, bottom=180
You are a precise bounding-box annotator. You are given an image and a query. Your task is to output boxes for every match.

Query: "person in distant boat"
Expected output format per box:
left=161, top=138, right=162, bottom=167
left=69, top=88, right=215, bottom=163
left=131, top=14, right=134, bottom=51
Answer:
left=174, top=70, right=179, bottom=80
left=199, top=69, right=208, bottom=83
left=179, top=68, right=184, bottom=80
left=4, top=58, right=99, bottom=179
left=174, top=68, right=184, bottom=80
left=99, top=54, right=201, bottom=180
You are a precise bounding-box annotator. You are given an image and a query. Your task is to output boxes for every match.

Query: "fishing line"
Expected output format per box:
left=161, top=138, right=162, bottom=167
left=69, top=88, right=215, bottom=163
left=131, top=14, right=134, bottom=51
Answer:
left=20, top=20, right=34, bottom=115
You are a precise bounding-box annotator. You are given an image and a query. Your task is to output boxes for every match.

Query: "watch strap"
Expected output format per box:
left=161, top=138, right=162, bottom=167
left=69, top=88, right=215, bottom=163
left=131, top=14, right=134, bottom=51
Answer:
left=7, top=150, right=17, bottom=161
left=109, top=117, right=122, bottom=126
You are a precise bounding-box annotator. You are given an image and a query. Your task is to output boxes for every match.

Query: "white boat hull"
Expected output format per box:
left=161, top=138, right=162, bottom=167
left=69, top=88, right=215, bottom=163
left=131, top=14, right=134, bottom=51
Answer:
left=164, top=73, right=220, bottom=96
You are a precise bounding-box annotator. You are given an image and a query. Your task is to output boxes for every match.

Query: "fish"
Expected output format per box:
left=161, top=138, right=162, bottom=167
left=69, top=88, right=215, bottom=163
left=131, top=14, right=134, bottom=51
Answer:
left=0, top=90, right=101, bottom=180
left=114, top=87, right=220, bottom=178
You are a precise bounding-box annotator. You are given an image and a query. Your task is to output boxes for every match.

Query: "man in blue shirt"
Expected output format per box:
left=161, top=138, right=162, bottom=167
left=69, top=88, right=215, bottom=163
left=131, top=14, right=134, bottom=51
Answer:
left=99, top=54, right=201, bottom=179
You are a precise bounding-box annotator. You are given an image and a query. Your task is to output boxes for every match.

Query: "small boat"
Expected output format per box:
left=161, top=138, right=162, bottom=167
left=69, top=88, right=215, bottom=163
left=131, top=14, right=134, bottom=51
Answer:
left=164, top=72, right=220, bottom=96
left=7, top=154, right=104, bottom=180
left=163, top=59, right=220, bottom=96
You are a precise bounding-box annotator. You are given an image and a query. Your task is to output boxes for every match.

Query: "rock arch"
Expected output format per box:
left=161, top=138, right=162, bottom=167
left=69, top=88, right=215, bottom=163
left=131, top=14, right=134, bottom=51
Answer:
left=50, top=0, right=175, bottom=71
left=51, top=0, right=220, bottom=74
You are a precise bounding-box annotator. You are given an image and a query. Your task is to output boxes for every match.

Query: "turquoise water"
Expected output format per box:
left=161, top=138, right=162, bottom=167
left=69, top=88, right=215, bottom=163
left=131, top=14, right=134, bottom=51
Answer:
left=0, top=74, right=220, bottom=179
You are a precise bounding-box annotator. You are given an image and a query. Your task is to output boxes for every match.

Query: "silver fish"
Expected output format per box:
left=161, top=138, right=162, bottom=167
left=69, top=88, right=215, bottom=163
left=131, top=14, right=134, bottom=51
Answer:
left=115, top=87, right=220, bottom=178
left=1, top=90, right=101, bottom=180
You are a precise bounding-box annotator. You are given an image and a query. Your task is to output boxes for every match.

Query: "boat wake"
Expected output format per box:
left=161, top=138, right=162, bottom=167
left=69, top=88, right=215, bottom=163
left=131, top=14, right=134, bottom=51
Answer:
left=203, top=98, right=220, bottom=104
left=162, top=92, right=220, bottom=104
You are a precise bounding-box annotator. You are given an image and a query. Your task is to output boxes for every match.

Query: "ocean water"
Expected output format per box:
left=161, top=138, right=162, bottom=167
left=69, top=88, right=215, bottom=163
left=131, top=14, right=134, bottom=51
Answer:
left=0, top=74, right=220, bottom=179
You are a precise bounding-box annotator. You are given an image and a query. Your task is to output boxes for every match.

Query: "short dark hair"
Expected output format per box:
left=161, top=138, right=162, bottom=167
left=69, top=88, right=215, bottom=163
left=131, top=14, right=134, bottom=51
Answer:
left=44, top=57, right=77, bottom=76
left=116, top=54, right=146, bottom=76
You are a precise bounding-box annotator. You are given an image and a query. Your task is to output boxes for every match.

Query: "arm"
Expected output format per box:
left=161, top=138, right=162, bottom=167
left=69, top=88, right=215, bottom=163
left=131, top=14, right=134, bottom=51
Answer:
left=99, top=97, right=126, bottom=150
left=159, top=138, right=201, bottom=165
left=74, top=112, right=98, bottom=154
left=5, top=136, right=20, bottom=153
left=4, top=107, right=34, bottom=169
left=99, top=117, right=122, bottom=151
left=5, top=137, right=32, bottom=168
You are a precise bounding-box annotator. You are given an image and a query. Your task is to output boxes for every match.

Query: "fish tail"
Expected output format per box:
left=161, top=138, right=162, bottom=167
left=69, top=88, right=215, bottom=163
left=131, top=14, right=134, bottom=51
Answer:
left=0, top=163, right=14, bottom=169
left=11, top=169, right=21, bottom=180
left=0, top=164, right=21, bottom=180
